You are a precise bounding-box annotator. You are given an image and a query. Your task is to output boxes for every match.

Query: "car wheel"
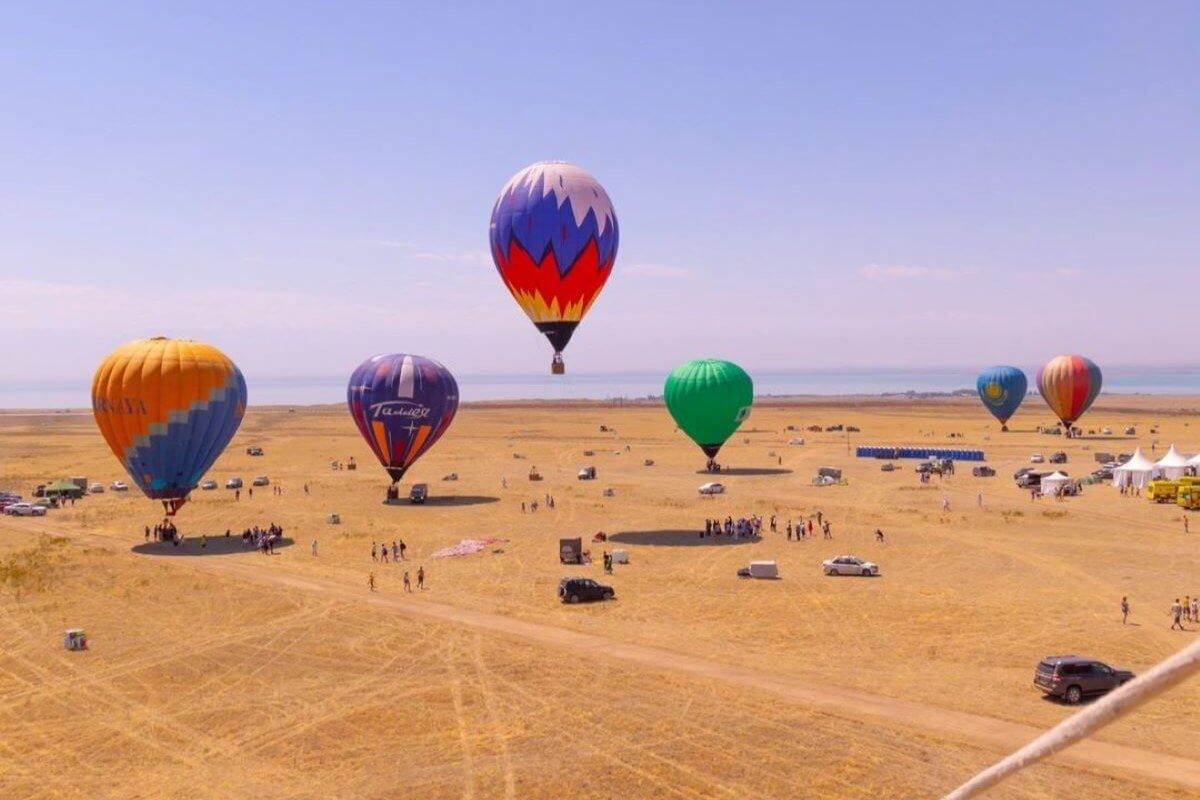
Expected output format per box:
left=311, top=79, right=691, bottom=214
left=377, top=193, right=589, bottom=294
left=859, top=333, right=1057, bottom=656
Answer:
left=603, top=590, right=614, bottom=600
left=1065, top=685, right=1083, bottom=704
left=862, top=569, right=872, bottom=576
left=825, top=567, right=836, bottom=576
left=568, top=594, right=580, bottom=604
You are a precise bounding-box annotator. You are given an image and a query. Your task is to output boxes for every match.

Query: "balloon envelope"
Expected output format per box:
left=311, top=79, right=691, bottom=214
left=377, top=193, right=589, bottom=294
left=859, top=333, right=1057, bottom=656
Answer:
left=92, top=337, right=247, bottom=514
left=1037, top=355, right=1102, bottom=427
left=489, top=161, right=618, bottom=369
left=664, top=360, right=754, bottom=458
left=347, top=354, right=459, bottom=483
left=976, top=366, right=1027, bottom=428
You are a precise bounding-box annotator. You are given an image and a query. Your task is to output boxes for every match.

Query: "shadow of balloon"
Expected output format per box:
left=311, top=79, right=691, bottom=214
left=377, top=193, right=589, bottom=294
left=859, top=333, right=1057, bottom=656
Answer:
left=132, top=537, right=294, bottom=557
left=608, top=530, right=759, bottom=547
left=693, top=468, right=793, bottom=477
left=383, top=495, right=500, bottom=508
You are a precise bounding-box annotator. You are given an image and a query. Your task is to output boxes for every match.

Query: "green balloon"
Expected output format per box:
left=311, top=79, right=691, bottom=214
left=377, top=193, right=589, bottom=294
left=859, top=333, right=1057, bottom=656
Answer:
left=664, top=359, right=754, bottom=458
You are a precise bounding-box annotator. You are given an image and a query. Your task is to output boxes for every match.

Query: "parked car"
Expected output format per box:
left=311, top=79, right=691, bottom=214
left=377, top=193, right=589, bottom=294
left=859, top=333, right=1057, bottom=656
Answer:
left=110, top=481, right=128, bottom=491
left=823, top=556, right=879, bottom=576
left=226, top=477, right=244, bottom=489
left=1049, top=452, right=1068, bottom=464
left=201, top=480, right=218, bottom=490
left=89, top=483, right=105, bottom=494
left=1030, top=454, right=1045, bottom=463
left=577, top=466, right=597, bottom=480
left=1034, top=655, right=1133, bottom=704
left=409, top=483, right=428, bottom=504
left=5, top=502, right=47, bottom=517
left=698, top=482, right=726, bottom=495
left=246, top=446, right=264, bottom=456
left=1014, top=467, right=1036, bottom=480
left=558, top=577, right=615, bottom=604
left=252, top=476, right=270, bottom=487
left=846, top=426, right=860, bottom=433
left=881, top=463, right=897, bottom=472
left=1092, top=467, right=1114, bottom=480
left=972, top=466, right=996, bottom=477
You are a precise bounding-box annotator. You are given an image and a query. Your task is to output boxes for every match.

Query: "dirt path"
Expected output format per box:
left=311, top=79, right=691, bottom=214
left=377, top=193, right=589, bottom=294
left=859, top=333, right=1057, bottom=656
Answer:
left=10, top=519, right=1200, bottom=793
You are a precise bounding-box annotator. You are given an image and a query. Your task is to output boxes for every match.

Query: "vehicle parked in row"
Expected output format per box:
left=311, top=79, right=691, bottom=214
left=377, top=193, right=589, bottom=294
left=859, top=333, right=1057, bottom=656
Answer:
left=577, top=466, right=597, bottom=480
left=972, top=466, right=996, bottom=477
left=1092, top=467, right=1114, bottom=481
left=823, top=556, right=880, bottom=577
left=1030, top=454, right=1045, bottom=463
left=698, top=482, right=726, bottom=495
left=201, top=480, right=218, bottom=490
left=89, top=483, right=105, bottom=494
left=880, top=463, right=897, bottom=472
left=111, top=481, right=128, bottom=491
left=252, top=476, right=270, bottom=487
left=558, top=577, right=615, bottom=604
left=1034, top=656, right=1133, bottom=704
left=1049, top=452, right=1068, bottom=464
left=226, top=477, right=243, bottom=489
left=5, top=502, right=47, bottom=517
left=246, top=446, right=264, bottom=456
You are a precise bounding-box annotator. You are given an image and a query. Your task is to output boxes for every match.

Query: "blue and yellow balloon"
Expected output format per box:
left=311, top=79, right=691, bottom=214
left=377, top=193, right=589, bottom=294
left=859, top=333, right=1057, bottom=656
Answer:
left=976, top=366, right=1027, bottom=431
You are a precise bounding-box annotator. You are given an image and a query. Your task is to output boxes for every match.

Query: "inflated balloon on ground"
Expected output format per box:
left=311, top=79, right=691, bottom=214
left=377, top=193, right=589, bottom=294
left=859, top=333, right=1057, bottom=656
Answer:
left=664, top=360, right=754, bottom=461
left=976, top=366, right=1027, bottom=431
left=489, top=161, right=618, bottom=374
left=1037, top=355, right=1102, bottom=429
left=92, top=337, right=247, bottom=516
left=347, top=354, right=459, bottom=485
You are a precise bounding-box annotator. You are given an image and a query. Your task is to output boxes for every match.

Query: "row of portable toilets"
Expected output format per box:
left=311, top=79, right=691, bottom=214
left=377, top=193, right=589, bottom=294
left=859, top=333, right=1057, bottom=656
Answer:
left=856, top=446, right=987, bottom=462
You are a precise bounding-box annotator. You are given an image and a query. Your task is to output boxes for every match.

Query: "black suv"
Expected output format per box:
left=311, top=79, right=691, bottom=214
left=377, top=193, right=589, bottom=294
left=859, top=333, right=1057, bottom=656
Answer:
left=558, top=577, right=615, bottom=604
left=1034, top=656, right=1133, bottom=704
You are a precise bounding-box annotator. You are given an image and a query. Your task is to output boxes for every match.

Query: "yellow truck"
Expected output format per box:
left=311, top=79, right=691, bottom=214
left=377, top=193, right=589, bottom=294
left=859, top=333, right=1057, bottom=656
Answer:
left=1179, top=484, right=1200, bottom=510
left=1147, top=479, right=1180, bottom=503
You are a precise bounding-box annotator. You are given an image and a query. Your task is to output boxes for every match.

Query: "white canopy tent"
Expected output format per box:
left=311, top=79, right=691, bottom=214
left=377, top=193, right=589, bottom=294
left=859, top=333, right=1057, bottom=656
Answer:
left=1188, top=451, right=1200, bottom=475
left=1154, top=445, right=1192, bottom=480
left=1041, top=472, right=1072, bottom=496
left=1114, top=448, right=1156, bottom=490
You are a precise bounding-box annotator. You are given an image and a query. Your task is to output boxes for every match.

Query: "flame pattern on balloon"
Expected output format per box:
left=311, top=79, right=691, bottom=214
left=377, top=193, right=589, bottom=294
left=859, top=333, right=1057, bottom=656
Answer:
left=347, top=354, right=459, bottom=484
left=489, top=161, right=618, bottom=355
left=1037, top=354, right=1102, bottom=427
left=92, top=337, right=247, bottom=514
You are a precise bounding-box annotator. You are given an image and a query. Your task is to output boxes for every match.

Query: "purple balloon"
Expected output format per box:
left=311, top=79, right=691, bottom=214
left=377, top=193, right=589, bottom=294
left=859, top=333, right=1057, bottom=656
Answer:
left=347, top=354, right=459, bottom=483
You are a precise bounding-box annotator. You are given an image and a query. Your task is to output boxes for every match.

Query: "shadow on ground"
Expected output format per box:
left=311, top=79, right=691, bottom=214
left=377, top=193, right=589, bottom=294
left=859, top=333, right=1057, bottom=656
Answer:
left=694, top=468, right=793, bottom=477
left=132, top=537, right=294, bottom=557
left=608, top=530, right=759, bottom=547
left=383, top=495, right=500, bottom=508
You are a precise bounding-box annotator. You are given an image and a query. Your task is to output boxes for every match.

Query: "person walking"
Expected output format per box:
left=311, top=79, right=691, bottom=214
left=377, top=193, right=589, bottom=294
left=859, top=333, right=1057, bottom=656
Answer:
left=807, top=519, right=813, bottom=538
left=417, top=566, right=425, bottom=590
left=1171, top=598, right=1185, bottom=630
left=786, top=521, right=792, bottom=541
left=399, top=539, right=407, bottom=560
left=380, top=544, right=389, bottom=563
left=1186, top=515, right=1190, bottom=534
left=235, top=488, right=241, bottom=501
left=311, top=538, right=318, bottom=557
left=368, top=572, right=377, bottom=592
left=822, top=521, right=832, bottom=540
left=403, top=571, right=412, bottom=592
left=942, top=497, right=950, bottom=513
left=391, top=541, right=399, bottom=562
left=875, top=528, right=884, bottom=543
left=977, top=491, right=984, bottom=508
left=144, top=525, right=150, bottom=542
left=371, top=541, right=378, bottom=562
left=1121, top=596, right=1130, bottom=625
left=1192, top=597, right=1199, bottom=624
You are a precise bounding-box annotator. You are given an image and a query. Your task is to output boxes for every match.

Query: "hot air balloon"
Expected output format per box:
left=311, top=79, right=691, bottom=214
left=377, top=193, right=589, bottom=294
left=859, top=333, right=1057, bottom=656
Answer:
left=976, top=366, right=1027, bottom=431
left=664, top=360, right=754, bottom=470
left=489, top=161, right=618, bottom=375
left=92, top=337, right=247, bottom=516
left=1037, top=355, right=1102, bottom=435
left=347, top=354, right=459, bottom=497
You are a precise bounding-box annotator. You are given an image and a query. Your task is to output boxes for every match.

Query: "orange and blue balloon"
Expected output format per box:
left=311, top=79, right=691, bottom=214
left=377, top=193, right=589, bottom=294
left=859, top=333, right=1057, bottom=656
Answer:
left=489, top=161, right=618, bottom=374
left=1037, top=354, right=1102, bottom=429
left=976, top=366, right=1027, bottom=431
left=92, top=337, right=247, bottom=515
left=348, top=354, right=459, bottom=484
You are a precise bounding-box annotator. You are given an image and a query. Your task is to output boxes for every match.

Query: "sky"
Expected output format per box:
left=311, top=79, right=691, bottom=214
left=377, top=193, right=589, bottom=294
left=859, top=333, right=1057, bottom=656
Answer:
left=2, top=1, right=1198, bottom=390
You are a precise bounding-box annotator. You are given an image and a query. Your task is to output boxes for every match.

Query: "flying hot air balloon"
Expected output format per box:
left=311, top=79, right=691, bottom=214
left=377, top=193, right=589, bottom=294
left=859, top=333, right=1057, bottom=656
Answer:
left=1037, top=355, right=1102, bottom=435
left=347, top=354, right=459, bottom=497
left=664, top=359, right=754, bottom=470
left=92, top=337, right=247, bottom=517
left=976, top=366, right=1027, bottom=431
left=489, top=161, right=618, bottom=374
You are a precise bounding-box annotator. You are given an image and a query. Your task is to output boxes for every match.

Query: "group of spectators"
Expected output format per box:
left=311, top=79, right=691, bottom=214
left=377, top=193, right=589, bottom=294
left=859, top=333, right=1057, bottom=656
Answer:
left=703, top=516, right=762, bottom=539
left=243, top=523, right=285, bottom=554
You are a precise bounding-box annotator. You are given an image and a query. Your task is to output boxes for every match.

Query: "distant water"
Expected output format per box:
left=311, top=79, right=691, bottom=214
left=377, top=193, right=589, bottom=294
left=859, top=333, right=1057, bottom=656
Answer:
left=3, top=366, right=1199, bottom=409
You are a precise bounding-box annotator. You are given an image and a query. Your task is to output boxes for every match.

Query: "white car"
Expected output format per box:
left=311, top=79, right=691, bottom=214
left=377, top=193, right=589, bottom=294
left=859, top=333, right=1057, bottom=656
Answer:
left=823, top=555, right=879, bottom=576
left=111, top=481, right=129, bottom=491
left=5, top=502, right=47, bottom=517
left=201, top=480, right=218, bottom=490
left=89, top=483, right=105, bottom=494
left=698, top=482, right=726, bottom=495
left=1030, top=454, right=1045, bottom=463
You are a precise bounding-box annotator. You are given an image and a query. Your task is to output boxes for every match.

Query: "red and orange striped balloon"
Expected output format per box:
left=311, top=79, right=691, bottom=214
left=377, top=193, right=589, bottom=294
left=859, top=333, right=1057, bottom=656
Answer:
left=1036, top=354, right=1102, bottom=428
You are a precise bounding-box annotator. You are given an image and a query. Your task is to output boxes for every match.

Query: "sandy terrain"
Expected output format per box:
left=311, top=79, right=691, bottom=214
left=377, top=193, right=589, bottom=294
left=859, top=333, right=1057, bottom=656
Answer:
left=2, top=396, right=1199, bottom=799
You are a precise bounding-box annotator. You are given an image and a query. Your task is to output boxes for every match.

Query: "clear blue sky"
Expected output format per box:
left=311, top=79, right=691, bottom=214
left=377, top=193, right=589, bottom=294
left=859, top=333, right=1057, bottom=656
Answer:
left=3, top=1, right=1197, bottom=385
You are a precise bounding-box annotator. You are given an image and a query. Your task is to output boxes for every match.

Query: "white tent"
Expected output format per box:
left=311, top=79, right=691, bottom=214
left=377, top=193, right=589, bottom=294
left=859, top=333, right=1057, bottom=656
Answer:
left=1188, top=452, right=1200, bottom=475
left=1114, top=448, right=1156, bottom=490
left=1154, top=445, right=1192, bottom=480
left=1041, top=472, right=1072, bottom=496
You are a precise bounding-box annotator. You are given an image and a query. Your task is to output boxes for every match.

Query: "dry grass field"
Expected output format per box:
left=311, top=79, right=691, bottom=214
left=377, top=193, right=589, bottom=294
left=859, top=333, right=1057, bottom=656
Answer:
left=2, top=396, right=1200, bottom=799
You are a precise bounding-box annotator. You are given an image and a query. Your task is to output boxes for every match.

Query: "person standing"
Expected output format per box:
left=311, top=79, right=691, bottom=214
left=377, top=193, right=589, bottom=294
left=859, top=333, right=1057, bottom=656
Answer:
left=875, top=528, right=884, bottom=543
left=371, top=541, right=378, bottom=562
left=403, top=571, right=412, bottom=592
left=786, top=521, right=792, bottom=541
left=399, top=539, right=407, bottom=560
left=144, top=525, right=150, bottom=542
left=1171, top=598, right=1185, bottom=630
left=392, top=541, right=399, bottom=562
left=368, top=572, right=377, bottom=592
left=942, top=497, right=950, bottom=513
left=822, top=521, right=832, bottom=540
left=1121, top=596, right=1130, bottom=625
left=380, top=544, right=389, bottom=563
left=417, top=566, right=425, bottom=590
left=1186, top=515, right=1190, bottom=534
left=311, top=538, right=318, bottom=557
left=977, top=491, right=984, bottom=508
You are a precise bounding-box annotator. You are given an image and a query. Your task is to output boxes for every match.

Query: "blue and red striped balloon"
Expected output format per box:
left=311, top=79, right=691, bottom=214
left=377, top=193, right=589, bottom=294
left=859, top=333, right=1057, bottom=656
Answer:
left=347, top=354, right=459, bottom=483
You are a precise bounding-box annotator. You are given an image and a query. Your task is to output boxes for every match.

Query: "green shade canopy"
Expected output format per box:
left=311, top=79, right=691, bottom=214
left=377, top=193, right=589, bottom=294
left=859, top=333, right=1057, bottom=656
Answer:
left=664, top=359, right=754, bottom=458
left=44, top=480, right=81, bottom=493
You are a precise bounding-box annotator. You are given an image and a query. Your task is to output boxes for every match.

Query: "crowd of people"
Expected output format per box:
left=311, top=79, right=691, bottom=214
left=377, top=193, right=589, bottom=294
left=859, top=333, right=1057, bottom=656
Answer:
left=242, top=523, right=285, bottom=554
left=371, top=539, right=408, bottom=562
left=702, top=515, right=762, bottom=539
